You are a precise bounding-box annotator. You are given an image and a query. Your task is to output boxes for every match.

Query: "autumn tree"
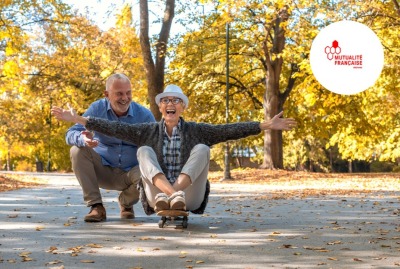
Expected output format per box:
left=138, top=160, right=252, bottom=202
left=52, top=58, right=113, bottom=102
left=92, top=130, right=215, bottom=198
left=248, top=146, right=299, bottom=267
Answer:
left=0, top=2, right=148, bottom=171
left=0, top=0, right=74, bottom=170
left=139, top=0, right=176, bottom=120
left=168, top=1, right=300, bottom=169
left=168, top=0, right=400, bottom=172
left=285, top=0, right=400, bottom=172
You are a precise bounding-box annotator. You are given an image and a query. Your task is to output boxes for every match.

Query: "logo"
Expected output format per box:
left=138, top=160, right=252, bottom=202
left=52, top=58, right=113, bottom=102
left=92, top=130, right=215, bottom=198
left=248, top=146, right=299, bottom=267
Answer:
left=310, top=21, right=384, bottom=95
left=324, top=40, right=363, bottom=69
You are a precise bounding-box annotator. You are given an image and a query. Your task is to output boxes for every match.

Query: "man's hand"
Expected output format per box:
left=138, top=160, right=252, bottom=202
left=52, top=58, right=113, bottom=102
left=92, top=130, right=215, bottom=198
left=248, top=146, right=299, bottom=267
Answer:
left=81, top=131, right=99, bottom=148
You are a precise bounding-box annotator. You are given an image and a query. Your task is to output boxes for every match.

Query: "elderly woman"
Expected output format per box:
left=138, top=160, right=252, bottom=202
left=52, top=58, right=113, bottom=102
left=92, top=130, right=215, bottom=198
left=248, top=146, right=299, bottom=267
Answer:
left=52, top=85, right=296, bottom=214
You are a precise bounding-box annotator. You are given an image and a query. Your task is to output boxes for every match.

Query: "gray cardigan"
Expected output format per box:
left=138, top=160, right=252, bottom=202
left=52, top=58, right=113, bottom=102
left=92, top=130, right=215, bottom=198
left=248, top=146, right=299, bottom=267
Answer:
left=86, top=117, right=261, bottom=175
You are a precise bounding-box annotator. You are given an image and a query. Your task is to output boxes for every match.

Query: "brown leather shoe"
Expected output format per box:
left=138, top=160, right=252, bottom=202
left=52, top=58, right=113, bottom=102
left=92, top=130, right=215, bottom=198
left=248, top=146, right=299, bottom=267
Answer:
left=84, top=204, right=106, bottom=222
left=119, top=203, right=135, bottom=219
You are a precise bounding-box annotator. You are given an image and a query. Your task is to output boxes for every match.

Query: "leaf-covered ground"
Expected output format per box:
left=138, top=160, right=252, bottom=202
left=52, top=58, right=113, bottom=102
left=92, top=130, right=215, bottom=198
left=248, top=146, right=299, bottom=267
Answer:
left=0, top=175, right=43, bottom=192
left=208, top=169, right=400, bottom=198
left=2, top=169, right=399, bottom=198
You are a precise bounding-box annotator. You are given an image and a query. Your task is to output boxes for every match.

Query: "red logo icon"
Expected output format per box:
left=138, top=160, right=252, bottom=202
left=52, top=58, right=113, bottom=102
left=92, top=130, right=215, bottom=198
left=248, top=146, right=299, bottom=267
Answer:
left=324, top=40, right=341, bottom=60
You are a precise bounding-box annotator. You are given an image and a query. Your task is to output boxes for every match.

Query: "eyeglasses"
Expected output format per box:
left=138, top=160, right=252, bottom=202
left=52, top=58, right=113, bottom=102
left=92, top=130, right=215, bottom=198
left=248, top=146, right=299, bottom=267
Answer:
left=160, top=98, right=182, bottom=105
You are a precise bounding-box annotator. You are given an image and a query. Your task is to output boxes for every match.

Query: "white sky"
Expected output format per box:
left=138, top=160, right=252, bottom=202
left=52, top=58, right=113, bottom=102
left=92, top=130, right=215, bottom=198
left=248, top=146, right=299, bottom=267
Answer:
left=64, top=0, right=211, bottom=39
left=64, top=0, right=128, bottom=30
left=64, top=0, right=201, bottom=35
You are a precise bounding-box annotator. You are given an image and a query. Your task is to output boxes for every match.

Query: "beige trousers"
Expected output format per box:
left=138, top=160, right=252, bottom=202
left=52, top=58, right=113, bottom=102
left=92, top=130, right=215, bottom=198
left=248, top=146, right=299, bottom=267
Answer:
left=70, top=146, right=141, bottom=207
left=137, top=144, right=210, bottom=211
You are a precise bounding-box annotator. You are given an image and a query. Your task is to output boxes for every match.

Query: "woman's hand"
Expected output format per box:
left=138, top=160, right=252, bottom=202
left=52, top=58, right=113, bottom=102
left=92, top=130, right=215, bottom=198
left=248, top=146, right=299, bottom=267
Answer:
left=51, top=104, right=88, bottom=126
left=260, top=111, right=297, bottom=131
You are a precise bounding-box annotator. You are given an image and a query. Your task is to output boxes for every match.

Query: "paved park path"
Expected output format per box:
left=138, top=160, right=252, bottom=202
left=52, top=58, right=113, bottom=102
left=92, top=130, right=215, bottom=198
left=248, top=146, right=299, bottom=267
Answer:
left=0, top=172, right=399, bottom=269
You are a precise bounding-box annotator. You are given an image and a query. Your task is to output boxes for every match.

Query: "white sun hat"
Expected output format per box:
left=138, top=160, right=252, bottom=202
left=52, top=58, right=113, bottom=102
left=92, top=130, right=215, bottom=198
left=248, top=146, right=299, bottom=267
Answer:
left=155, top=84, right=189, bottom=107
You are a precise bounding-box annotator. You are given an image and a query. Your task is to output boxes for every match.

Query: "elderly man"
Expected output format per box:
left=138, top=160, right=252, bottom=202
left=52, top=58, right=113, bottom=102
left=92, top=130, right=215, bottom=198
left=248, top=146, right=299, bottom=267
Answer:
left=53, top=84, right=296, bottom=214
left=65, top=73, right=155, bottom=222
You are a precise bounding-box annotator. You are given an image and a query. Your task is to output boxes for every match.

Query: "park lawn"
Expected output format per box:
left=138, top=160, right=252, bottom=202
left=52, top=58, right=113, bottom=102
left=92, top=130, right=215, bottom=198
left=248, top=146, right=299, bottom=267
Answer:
left=1, top=169, right=399, bottom=196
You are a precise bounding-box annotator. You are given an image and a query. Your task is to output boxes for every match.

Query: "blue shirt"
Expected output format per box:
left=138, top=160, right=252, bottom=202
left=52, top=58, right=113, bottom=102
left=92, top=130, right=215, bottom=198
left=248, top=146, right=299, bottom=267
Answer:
left=65, top=98, right=156, bottom=171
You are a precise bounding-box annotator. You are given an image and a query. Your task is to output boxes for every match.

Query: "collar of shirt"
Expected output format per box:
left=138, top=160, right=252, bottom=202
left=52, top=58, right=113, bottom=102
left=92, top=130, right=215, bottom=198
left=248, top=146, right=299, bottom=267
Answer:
left=163, top=119, right=182, bottom=138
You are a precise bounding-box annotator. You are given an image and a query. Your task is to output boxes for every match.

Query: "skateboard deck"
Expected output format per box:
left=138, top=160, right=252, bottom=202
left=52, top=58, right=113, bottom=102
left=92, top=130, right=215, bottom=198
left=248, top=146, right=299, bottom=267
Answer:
left=156, top=210, right=189, bottom=228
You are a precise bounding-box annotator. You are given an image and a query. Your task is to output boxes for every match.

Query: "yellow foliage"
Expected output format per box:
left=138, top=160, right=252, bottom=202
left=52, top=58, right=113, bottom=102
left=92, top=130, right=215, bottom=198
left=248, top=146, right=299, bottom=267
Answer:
left=1, top=0, right=400, bottom=170
left=2, top=61, right=19, bottom=77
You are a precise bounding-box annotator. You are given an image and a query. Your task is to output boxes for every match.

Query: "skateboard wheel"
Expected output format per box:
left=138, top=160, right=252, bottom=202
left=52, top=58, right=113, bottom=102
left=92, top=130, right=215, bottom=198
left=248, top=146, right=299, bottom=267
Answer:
left=158, top=216, right=167, bottom=228
left=182, top=216, right=188, bottom=228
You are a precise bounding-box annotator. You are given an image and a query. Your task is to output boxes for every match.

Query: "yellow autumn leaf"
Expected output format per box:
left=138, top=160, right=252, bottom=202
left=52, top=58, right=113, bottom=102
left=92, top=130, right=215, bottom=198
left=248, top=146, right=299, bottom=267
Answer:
left=80, top=260, right=95, bottom=263
left=86, top=243, right=103, bottom=248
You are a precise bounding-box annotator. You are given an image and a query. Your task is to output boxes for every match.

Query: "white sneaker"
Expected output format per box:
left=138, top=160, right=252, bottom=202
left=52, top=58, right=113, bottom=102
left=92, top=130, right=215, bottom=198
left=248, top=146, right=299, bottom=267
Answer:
left=169, top=191, right=186, bottom=211
left=154, top=193, right=169, bottom=212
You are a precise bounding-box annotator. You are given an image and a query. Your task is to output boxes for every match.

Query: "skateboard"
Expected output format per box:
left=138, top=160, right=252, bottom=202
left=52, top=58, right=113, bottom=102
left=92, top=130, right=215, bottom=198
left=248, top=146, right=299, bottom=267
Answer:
left=156, top=210, right=189, bottom=228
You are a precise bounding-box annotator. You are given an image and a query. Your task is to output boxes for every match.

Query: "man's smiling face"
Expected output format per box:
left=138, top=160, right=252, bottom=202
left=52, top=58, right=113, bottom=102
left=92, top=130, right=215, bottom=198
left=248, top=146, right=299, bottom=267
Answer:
left=104, top=79, right=132, bottom=117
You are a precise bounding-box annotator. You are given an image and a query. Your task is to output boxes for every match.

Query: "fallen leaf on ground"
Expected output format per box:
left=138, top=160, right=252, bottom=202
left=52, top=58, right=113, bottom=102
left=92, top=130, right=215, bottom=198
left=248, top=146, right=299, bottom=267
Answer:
left=22, top=257, right=34, bottom=262
left=46, top=246, right=58, bottom=253
left=19, top=251, right=31, bottom=257
left=46, top=260, right=63, bottom=265
left=327, top=240, right=342, bottom=245
left=48, top=265, right=64, bottom=269
left=303, top=246, right=327, bottom=251
left=86, top=243, right=103, bottom=248
left=80, top=260, right=95, bottom=263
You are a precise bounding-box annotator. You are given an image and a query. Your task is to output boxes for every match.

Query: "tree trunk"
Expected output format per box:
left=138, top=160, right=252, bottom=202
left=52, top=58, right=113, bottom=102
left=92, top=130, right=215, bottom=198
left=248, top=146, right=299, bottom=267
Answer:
left=393, top=0, right=400, bottom=16
left=260, top=8, right=290, bottom=169
left=261, top=79, right=281, bottom=169
left=139, top=0, right=175, bottom=120
left=7, top=144, right=11, bottom=171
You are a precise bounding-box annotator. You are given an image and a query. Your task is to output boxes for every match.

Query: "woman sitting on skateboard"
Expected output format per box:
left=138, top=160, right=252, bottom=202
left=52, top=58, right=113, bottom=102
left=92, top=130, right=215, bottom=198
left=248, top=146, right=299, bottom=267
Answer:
left=52, top=85, right=296, bottom=215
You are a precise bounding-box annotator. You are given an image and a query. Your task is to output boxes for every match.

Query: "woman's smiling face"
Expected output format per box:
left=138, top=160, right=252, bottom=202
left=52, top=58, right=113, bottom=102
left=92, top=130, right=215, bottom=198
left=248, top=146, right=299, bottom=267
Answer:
left=159, top=96, right=185, bottom=124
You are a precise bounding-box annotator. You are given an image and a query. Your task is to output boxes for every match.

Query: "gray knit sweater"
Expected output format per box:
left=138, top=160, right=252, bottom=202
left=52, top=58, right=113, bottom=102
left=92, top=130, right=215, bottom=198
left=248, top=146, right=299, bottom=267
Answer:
left=86, top=117, right=261, bottom=175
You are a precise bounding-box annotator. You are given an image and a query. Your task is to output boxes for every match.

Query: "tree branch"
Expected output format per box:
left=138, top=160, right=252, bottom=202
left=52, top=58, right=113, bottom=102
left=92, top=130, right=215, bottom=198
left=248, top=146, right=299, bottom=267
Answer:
left=280, top=63, right=298, bottom=105
left=139, top=0, right=155, bottom=75
left=393, top=0, right=400, bottom=16
left=155, top=0, right=175, bottom=80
